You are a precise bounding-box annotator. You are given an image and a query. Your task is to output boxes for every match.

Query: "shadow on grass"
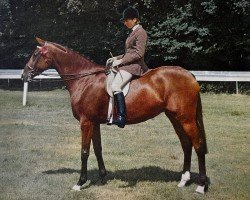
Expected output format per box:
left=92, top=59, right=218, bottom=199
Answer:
left=43, top=166, right=199, bottom=187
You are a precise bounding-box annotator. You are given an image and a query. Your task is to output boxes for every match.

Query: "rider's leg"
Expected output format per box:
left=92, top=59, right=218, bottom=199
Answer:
left=111, top=70, right=133, bottom=93
left=111, top=70, right=133, bottom=128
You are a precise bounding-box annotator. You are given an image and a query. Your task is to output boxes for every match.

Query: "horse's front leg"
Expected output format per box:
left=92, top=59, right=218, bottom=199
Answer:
left=72, top=120, right=94, bottom=191
left=92, top=124, right=107, bottom=183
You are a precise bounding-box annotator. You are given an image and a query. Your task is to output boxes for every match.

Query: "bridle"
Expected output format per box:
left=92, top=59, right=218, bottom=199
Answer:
left=26, top=47, right=106, bottom=82
left=25, top=51, right=43, bottom=81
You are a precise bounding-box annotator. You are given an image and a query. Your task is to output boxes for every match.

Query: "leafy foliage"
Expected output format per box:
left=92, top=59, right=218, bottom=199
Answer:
left=0, top=0, right=249, bottom=70
left=148, top=3, right=210, bottom=61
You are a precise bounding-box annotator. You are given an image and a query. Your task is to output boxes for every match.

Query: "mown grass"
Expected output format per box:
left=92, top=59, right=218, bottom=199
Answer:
left=0, top=89, right=249, bottom=200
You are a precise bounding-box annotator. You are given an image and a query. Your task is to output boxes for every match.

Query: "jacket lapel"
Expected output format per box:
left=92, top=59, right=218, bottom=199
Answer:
left=128, top=25, right=142, bottom=38
left=124, top=25, right=143, bottom=55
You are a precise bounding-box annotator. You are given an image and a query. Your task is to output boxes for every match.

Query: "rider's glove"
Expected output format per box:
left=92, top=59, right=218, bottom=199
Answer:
left=106, top=57, right=117, bottom=66
left=105, top=67, right=111, bottom=75
left=112, top=59, right=122, bottom=67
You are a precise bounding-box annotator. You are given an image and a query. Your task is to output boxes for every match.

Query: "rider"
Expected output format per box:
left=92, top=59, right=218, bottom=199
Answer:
left=106, top=7, right=148, bottom=128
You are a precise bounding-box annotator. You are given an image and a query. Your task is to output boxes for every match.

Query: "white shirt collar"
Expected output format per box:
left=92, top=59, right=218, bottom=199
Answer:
left=132, top=24, right=140, bottom=31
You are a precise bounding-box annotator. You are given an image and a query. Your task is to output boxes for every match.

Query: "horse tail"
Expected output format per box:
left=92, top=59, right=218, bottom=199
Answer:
left=196, top=93, right=208, bottom=154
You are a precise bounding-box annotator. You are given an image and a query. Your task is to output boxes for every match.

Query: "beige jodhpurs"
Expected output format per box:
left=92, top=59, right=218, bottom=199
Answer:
left=111, top=70, right=133, bottom=94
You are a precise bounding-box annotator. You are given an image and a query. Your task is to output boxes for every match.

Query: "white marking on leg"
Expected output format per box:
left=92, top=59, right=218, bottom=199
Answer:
left=195, top=185, right=205, bottom=194
left=177, top=171, right=190, bottom=187
left=72, top=185, right=81, bottom=191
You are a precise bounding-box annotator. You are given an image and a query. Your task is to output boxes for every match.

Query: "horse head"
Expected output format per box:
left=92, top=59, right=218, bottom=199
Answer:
left=22, top=37, right=54, bottom=82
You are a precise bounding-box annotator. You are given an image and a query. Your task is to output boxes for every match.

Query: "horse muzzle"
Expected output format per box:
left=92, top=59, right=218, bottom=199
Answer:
left=22, top=66, right=35, bottom=82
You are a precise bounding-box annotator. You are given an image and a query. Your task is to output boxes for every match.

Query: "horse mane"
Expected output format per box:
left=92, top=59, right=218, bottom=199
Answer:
left=48, top=42, right=68, bottom=53
left=47, top=41, right=104, bottom=69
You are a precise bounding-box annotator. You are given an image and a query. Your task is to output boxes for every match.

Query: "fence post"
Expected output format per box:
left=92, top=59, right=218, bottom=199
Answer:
left=23, top=82, right=28, bottom=106
left=236, top=81, right=239, bottom=94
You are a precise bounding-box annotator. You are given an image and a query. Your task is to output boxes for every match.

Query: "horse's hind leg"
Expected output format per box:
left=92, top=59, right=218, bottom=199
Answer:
left=182, top=120, right=208, bottom=191
left=167, top=113, right=208, bottom=194
left=92, top=124, right=107, bottom=183
left=167, top=115, right=192, bottom=187
left=180, top=119, right=208, bottom=193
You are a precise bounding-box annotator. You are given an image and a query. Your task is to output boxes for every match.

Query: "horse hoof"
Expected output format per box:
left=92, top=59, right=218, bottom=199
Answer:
left=195, top=185, right=205, bottom=194
left=177, top=171, right=190, bottom=187
left=72, top=185, right=81, bottom=191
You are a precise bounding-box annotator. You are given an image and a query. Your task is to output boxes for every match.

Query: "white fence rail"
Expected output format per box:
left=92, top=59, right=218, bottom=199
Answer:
left=0, top=69, right=59, bottom=80
left=1, top=69, right=249, bottom=81
left=190, top=71, right=250, bottom=82
left=0, top=69, right=249, bottom=106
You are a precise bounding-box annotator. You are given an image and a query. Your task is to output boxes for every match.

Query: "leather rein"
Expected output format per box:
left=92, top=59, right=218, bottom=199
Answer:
left=30, top=68, right=106, bottom=82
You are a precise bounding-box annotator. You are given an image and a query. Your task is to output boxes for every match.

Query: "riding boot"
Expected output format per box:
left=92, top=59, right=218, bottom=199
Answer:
left=112, top=92, right=126, bottom=128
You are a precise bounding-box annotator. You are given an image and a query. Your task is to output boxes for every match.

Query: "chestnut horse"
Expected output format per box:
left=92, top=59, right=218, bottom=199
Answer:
left=22, top=38, right=208, bottom=194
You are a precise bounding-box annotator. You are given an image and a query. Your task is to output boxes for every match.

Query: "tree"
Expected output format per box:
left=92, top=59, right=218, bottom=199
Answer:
left=138, top=0, right=250, bottom=70
left=0, top=0, right=249, bottom=70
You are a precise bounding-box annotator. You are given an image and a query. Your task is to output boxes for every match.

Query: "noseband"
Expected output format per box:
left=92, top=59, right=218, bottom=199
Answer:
left=26, top=50, right=44, bottom=81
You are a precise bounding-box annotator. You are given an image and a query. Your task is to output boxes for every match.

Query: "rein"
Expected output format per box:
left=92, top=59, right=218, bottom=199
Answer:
left=30, top=69, right=106, bottom=82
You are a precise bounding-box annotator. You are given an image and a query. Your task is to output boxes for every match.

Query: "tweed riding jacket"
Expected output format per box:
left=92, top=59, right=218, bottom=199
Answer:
left=117, top=25, right=148, bottom=76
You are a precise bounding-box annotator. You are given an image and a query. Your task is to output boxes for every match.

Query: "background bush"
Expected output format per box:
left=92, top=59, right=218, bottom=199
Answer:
left=0, top=0, right=249, bottom=70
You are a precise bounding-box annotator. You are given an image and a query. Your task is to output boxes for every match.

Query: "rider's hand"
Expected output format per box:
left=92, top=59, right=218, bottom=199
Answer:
left=106, top=57, right=117, bottom=66
left=112, top=59, right=122, bottom=67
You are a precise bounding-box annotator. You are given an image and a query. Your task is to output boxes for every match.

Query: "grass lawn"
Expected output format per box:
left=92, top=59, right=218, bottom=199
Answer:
left=0, top=89, right=249, bottom=200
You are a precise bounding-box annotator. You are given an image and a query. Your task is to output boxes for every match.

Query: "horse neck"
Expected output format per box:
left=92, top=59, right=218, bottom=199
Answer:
left=50, top=47, right=104, bottom=92
left=52, top=48, right=101, bottom=75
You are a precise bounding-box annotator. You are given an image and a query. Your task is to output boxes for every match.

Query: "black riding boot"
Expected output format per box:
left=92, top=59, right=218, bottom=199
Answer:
left=112, top=92, right=126, bottom=128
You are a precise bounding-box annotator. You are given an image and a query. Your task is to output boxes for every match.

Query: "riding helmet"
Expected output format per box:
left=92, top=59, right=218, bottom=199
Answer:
left=121, top=7, right=139, bottom=21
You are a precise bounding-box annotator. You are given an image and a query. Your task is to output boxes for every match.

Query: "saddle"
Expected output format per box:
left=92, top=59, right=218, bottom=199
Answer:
left=105, top=69, right=131, bottom=124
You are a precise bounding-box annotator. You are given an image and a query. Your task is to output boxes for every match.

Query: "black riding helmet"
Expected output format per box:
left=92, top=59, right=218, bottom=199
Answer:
left=121, top=7, right=139, bottom=21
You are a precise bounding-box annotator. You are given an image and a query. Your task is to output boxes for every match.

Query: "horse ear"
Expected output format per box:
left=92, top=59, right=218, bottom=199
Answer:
left=36, top=37, right=45, bottom=46
left=42, top=48, right=48, bottom=55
